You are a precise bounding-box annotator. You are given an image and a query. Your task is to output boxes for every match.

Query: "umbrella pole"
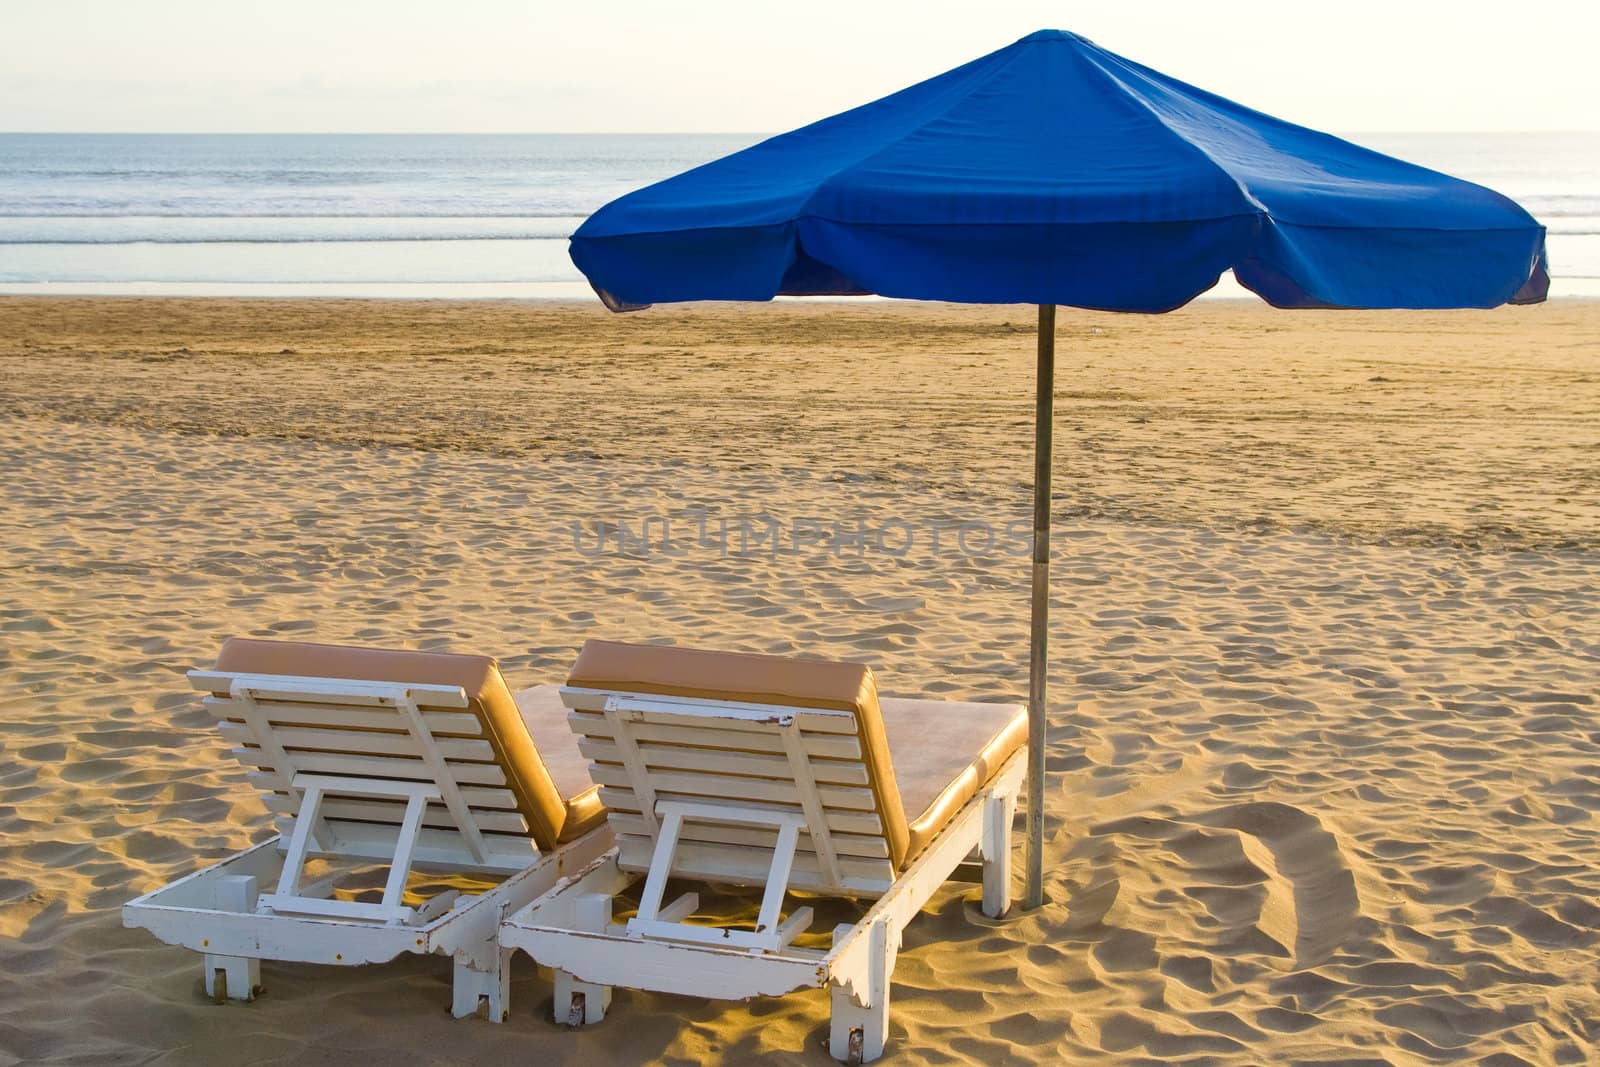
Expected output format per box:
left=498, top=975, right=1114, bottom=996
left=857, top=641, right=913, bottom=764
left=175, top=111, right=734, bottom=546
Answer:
left=1025, top=303, right=1055, bottom=911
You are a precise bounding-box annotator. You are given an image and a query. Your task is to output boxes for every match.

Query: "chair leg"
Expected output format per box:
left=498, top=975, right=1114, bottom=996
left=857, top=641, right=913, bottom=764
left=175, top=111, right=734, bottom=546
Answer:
left=452, top=944, right=512, bottom=1022
left=829, top=983, right=888, bottom=1064
left=553, top=893, right=612, bottom=1026
left=553, top=968, right=611, bottom=1025
left=828, top=919, right=891, bottom=1063
left=981, top=789, right=1017, bottom=919
left=204, top=952, right=261, bottom=1003
left=204, top=874, right=261, bottom=1002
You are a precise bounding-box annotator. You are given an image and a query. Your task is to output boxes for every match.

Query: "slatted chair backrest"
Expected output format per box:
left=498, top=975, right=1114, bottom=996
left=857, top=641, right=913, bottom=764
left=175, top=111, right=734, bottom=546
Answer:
left=561, top=687, right=899, bottom=897
left=193, top=669, right=542, bottom=873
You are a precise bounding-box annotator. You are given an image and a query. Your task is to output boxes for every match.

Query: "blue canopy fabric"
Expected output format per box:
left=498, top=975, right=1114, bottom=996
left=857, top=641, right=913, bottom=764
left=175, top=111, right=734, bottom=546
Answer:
left=571, top=30, right=1548, bottom=313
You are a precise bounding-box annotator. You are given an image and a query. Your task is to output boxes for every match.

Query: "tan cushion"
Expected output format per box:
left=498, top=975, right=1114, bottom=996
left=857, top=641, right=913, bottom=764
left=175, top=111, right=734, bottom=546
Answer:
left=513, top=684, right=606, bottom=842
left=212, top=638, right=592, bottom=850
left=567, top=639, right=913, bottom=869
left=880, top=697, right=1028, bottom=861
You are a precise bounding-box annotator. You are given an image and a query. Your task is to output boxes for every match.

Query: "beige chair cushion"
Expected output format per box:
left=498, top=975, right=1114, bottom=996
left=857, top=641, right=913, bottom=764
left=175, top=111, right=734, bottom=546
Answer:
left=513, top=683, right=606, bottom=837
left=566, top=639, right=1026, bottom=869
left=880, top=697, right=1028, bottom=861
left=212, top=638, right=603, bottom=850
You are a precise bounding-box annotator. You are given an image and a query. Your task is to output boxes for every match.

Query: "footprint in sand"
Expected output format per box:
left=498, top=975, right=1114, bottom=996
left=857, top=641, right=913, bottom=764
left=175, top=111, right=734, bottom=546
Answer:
left=1091, top=801, right=1362, bottom=972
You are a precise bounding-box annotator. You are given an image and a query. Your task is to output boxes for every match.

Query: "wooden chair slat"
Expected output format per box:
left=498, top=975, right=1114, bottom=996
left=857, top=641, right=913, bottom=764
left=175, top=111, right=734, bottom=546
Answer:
left=605, top=813, right=888, bottom=859
left=232, top=748, right=508, bottom=787
left=595, top=787, right=883, bottom=837
left=261, top=793, right=530, bottom=835
left=206, top=695, right=483, bottom=736
left=220, top=722, right=496, bottom=762
left=246, top=773, right=519, bottom=811
left=586, top=763, right=873, bottom=812
left=562, top=689, right=857, bottom=734
left=577, top=736, right=870, bottom=787
left=192, top=671, right=469, bottom=708
left=568, top=710, right=862, bottom=759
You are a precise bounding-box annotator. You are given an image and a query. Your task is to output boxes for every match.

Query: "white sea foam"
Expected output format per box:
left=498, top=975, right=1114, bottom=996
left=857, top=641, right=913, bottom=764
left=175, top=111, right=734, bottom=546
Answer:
left=0, top=131, right=1595, bottom=297
left=0, top=215, right=584, bottom=244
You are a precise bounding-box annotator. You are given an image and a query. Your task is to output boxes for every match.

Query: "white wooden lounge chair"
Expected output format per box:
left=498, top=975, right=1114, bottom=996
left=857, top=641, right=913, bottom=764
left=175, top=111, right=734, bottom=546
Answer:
left=123, top=638, right=612, bottom=1020
left=499, top=640, right=1027, bottom=1063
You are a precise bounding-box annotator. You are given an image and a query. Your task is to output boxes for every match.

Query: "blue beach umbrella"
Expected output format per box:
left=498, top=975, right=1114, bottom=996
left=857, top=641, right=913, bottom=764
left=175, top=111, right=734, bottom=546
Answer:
left=568, top=30, right=1548, bottom=910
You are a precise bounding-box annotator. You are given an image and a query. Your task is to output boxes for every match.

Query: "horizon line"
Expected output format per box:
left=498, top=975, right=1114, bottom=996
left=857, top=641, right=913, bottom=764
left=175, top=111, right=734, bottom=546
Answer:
left=4, top=128, right=1600, bottom=137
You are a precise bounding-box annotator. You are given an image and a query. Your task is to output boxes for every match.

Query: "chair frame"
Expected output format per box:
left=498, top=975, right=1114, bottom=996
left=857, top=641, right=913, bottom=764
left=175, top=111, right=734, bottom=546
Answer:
left=499, top=689, right=1023, bottom=1062
left=123, top=670, right=610, bottom=1019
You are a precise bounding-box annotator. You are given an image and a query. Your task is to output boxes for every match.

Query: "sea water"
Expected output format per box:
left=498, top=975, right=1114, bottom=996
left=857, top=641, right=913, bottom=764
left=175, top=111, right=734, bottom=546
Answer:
left=0, top=132, right=1594, bottom=299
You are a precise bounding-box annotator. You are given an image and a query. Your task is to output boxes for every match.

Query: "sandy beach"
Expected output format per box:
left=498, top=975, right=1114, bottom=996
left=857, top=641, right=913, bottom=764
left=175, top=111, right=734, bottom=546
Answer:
left=1, top=295, right=1598, bottom=1064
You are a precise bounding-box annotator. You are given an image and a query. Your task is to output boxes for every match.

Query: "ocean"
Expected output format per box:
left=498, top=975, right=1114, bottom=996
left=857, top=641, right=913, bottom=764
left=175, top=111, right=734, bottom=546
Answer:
left=0, top=132, right=1595, bottom=299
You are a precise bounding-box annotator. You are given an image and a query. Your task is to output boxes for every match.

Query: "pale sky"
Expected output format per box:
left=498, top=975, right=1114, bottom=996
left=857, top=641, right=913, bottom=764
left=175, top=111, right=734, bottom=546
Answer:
left=2, top=0, right=1596, bottom=134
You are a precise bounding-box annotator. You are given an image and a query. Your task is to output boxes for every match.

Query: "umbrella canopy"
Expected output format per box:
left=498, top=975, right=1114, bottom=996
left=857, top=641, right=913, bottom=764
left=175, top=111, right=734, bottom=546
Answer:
left=574, top=29, right=1547, bottom=312
left=566, top=29, right=1548, bottom=913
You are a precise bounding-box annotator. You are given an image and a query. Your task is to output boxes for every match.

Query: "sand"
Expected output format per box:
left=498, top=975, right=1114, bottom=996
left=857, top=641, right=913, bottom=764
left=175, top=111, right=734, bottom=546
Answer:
left=0, top=296, right=1597, bottom=1065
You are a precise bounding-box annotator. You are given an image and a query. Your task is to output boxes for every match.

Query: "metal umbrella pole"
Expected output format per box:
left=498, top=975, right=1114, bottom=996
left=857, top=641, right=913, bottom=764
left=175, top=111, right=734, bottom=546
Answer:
left=1025, top=302, right=1055, bottom=911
